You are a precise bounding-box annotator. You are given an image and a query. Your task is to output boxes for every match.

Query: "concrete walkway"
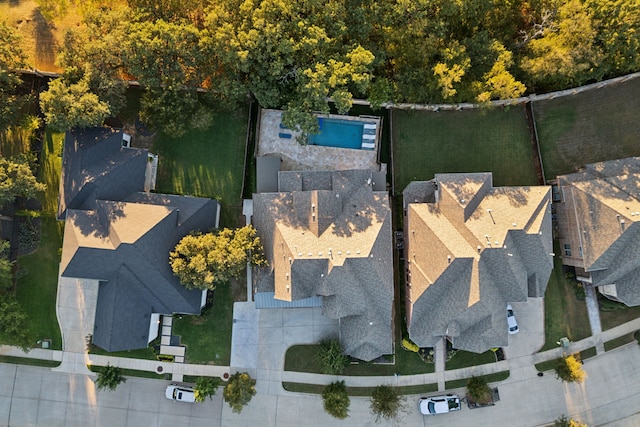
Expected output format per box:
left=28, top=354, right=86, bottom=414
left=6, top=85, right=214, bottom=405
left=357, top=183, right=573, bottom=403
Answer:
left=584, top=282, right=604, bottom=354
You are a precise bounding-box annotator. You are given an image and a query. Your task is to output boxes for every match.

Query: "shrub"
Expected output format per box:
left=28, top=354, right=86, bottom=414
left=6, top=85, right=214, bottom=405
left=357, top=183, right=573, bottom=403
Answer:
left=555, top=414, right=588, bottom=427
left=322, top=381, right=350, bottom=419
left=223, top=372, right=256, bottom=413
left=555, top=354, right=586, bottom=383
left=401, top=338, right=419, bottom=352
left=466, top=376, right=492, bottom=404
left=370, top=385, right=408, bottom=423
left=95, top=364, right=126, bottom=391
left=194, top=376, right=221, bottom=402
left=317, top=338, right=350, bottom=375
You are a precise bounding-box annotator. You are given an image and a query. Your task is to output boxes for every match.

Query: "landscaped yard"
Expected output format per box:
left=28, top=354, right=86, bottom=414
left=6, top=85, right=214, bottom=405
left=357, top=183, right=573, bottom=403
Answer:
left=445, top=349, right=497, bottom=371
left=153, top=107, right=249, bottom=227
left=599, top=299, right=640, bottom=331
left=282, top=381, right=438, bottom=396
left=540, top=247, right=591, bottom=351
left=392, top=106, right=538, bottom=194
left=534, top=78, right=640, bottom=181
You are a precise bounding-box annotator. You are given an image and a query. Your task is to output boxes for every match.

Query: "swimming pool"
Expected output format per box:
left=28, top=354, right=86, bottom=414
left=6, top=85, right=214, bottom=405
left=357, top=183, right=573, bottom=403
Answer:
left=308, top=118, right=375, bottom=150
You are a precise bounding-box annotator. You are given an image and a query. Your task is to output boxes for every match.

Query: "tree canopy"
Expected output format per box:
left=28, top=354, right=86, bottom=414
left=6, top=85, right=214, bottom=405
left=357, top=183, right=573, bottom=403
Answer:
left=322, top=380, right=350, bottom=419
left=170, top=225, right=266, bottom=290
left=222, top=372, right=256, bottom=413
left=0, top=22, right=29, bottom=131
left=370, top=385, right=408, bottom=423
left=0, top=157, right=46, bottom=206
left=555, top=354, right=587, bottom=383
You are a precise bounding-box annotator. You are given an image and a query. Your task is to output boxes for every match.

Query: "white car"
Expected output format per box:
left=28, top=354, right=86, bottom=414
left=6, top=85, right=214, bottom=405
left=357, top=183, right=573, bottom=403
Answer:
left=165, top=384, right=196, bottom=403
left=507, top=304, right=519, bottom=334
left=419, top=395, right=461, bottom=415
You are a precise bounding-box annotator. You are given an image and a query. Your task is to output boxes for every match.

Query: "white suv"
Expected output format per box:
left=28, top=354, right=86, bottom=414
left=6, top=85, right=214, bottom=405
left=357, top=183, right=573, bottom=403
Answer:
left=165, top=384, right=196, bottom=403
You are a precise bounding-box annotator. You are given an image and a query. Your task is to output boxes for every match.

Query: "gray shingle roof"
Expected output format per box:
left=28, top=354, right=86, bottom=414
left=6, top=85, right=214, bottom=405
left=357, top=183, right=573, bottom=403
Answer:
left=404, top=173, right=552, bottom=353
left=557, top=157, right=640, bottom=305
left=253, top=169, right=393, bottom=361
left=58, top=128, right=147, bottom=219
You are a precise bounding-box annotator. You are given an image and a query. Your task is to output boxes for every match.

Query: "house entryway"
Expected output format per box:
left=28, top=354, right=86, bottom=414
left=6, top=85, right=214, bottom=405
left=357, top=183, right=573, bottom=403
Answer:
left=159, top=315, right=187, bottom=380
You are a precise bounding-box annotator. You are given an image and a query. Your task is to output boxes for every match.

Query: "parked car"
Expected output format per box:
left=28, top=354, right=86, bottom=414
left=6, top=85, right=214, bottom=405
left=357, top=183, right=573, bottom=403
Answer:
left=419, top=394, right=461, bottom=415
left=507, top=304, right=519, bottom=334
left=165, top=384, right=196, bottom=403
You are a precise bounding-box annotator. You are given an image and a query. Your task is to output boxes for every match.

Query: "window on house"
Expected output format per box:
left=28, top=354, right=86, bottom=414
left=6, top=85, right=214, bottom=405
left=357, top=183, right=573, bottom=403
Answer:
left=579, top=246, right=583, bottom=257
left=563, top=244, right=572, bottom=256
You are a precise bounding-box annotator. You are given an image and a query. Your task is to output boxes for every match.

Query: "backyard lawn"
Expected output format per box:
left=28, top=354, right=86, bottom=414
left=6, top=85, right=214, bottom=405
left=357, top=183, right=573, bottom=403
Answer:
left=534, top=77, right=640, bottom=180
left=540, top=247, right=591, bottom=351
left=153, top=107, right=249, bottom=227
left=392, top=106, right=538, bottom=194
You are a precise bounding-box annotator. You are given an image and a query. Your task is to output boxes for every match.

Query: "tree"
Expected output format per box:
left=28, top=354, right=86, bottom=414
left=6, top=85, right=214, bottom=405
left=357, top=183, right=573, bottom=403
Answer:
left=0, top=242, right=12, bottom=292
left=555, top=414, right=588, bottom=427
left=316, top=338, right=350, bottom=375
left=555, top=354, right=586, bottom=383
left=466, top=376, right=492, bottom=404
left=322, top=380, right=350, bottom=419
left=95, top=364, right=127, bottom=391
left=0, top=157, right=46, bottom=206
left=370, top=385, right=408, bottom=423
left=0, top=22, right=28, bottom=131
left=222, top=372, right=256, bottom=413
left=194, top=376, right=221, bottom=402
left=170, top=225, right=266, bottom=290
left=39, top=78, right=111, bottom=131
left=0, top=295, right=35, bottom=351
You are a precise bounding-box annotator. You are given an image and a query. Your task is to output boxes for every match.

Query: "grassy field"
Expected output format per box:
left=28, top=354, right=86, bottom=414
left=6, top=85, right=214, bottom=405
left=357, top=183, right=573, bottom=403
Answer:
left=0, top=0, right=84, bottom=72
left=153, top=107, right=249, bottom=228
left=599, top=298, right=640, bottom=331
left=392, top=106, right=538, bottom=194
left=604, top=333, right=637, bottom=352
left=540, top=249, right=591, bottom=351
left=534, top=78, right=640, bottom=180
left=282, top=381, right=438, bottom=396
left=285, top=344, right=435, bottom=376
left=445, top=349, right=497, bottom=371
left=444, top=370, right=510, bottom=390
left=12, top=129, right=64, bottom=349
left=0, top=355, right=60, bottom=368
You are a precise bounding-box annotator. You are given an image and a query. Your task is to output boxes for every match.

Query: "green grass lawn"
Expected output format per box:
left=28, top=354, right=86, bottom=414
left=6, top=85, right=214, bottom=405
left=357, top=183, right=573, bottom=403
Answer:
left=153, top=108, right=249, bottom=227
left=444, top=371, right=510, bottom=390
left=599, top=299, right=640, bottom=331
left=12, top=129, right=65, bottom=349
left=285, top=344, right=435, bottom=376
left=445, top=349, right=497, bottom=370
left=392, top=106, right=537, bottom=194
left=540, top=248, right=591, bottom=351
left=89, top=345, right=157, bottom=360
left=534, top=78, right=640, bottom=180
left=604, top=333, right=637, bottom=352
left=171, top=280, right=234, bottom=365
left=282, top=381, right=438, bottom=396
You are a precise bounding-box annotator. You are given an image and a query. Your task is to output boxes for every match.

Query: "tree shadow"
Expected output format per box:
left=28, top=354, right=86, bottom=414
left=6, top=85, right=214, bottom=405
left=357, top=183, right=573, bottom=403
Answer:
left=31, top=8, right=57, bottom=70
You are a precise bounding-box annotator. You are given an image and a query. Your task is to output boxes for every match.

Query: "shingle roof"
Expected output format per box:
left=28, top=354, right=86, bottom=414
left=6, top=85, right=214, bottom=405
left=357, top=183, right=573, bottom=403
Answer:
left=253, top=169, right=393, bottom=361
left=61, top=194, right=219, bottom=351
left=558, top=157, right=640, bottom=305
left=58, top=128, right=147, bottom=219
left=404, top=173, right=552, bottom=353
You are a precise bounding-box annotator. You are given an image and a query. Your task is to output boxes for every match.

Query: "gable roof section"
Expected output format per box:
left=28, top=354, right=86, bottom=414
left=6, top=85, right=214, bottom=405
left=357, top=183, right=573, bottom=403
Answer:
left=253, top=169, right=393, bottom=361
left=405, top=173, right=552, bottom=353
left=58, top=128, right=147, bottom=219
left=558, top=157, right=640, bottom=305
left=61, top=193, right=219, bottom=352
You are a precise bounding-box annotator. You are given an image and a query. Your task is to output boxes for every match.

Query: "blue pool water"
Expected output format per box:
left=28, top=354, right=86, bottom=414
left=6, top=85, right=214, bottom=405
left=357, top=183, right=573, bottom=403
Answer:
left=308, top=118, right=365, bottom=149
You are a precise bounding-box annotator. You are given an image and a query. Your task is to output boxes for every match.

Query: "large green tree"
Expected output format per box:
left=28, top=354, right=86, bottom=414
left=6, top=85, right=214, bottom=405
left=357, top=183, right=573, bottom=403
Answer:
left=555, top=354, right=587, bottom=383
left=170, top=225, right=266, bottom=290
left=0, top=157, right=46, bottom=206
left=0, top=22, right=28, bottom=131
left=223, top=372, right=256, bottom=413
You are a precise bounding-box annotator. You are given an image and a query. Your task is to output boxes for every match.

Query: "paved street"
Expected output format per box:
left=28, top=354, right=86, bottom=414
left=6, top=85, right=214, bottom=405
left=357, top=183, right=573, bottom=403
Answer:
left=2, top=343, right=640, bottom=426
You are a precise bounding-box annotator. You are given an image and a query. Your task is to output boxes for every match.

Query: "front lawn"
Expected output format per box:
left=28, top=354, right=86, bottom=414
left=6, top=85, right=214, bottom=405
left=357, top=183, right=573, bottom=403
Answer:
left=171, top=279, right=234, bottom=365
left=153, top=107, right=249, bottom=227
left=534, top=78, right=640, bottom=180
left=540, top=247, right=591, bottom=351
left=392, top=106, right=537, bottom=194
left=445, top=349, right=497, bottom=371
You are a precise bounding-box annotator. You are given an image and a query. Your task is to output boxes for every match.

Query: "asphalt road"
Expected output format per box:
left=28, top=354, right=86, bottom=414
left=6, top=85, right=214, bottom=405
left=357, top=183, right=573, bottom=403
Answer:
left=2, top=343, right=640, bottom=427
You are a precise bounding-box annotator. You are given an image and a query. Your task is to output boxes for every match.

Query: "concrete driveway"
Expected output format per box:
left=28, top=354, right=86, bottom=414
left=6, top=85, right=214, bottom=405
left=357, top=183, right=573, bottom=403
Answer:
left=504, top=298, right=545, bottom=359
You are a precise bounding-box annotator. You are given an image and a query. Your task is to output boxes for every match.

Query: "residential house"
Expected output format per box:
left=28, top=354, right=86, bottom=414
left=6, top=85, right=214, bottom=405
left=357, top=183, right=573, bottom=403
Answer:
left=555, top=157, right=640, bottom=306
left=58, top=128, right=219, bottom=352
left=252, top=169, right=393, bottom=361
left=404, top=173, right=552, bottom=353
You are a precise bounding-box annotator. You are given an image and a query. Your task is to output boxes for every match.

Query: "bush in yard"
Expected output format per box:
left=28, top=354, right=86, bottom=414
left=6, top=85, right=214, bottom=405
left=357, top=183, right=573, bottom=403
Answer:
left=370, top=385, right=408, bottom=423
left=401, top=338, right=419, bottom=352
left=466, top=376, right=493, bottom=404
left=555, top=414, right=588, bottom=427
left=317, top=338, right=350, bottom=375
left=322, top=381, right=350, bottom=419
left=95, top=364, right=126, bottom=391
left=555, top=354, right=586, bottom=383
left=223, top=372, right=256, bottom=413
left=194, top=376, right=221, bottom=402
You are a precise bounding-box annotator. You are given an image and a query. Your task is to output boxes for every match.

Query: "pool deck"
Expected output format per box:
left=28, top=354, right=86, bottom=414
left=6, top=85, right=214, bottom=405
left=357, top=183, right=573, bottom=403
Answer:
left=257, top=109, right=384, bottom=172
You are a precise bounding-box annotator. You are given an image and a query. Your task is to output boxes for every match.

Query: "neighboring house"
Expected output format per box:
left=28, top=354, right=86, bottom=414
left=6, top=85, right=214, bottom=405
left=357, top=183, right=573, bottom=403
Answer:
left=253, top=169, right=393, bottom=361
left=58, top=128, right=219, bottom=352
left=403, top=173, right=552, bottom=353
left=555, top=157, right=640, bottom=306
